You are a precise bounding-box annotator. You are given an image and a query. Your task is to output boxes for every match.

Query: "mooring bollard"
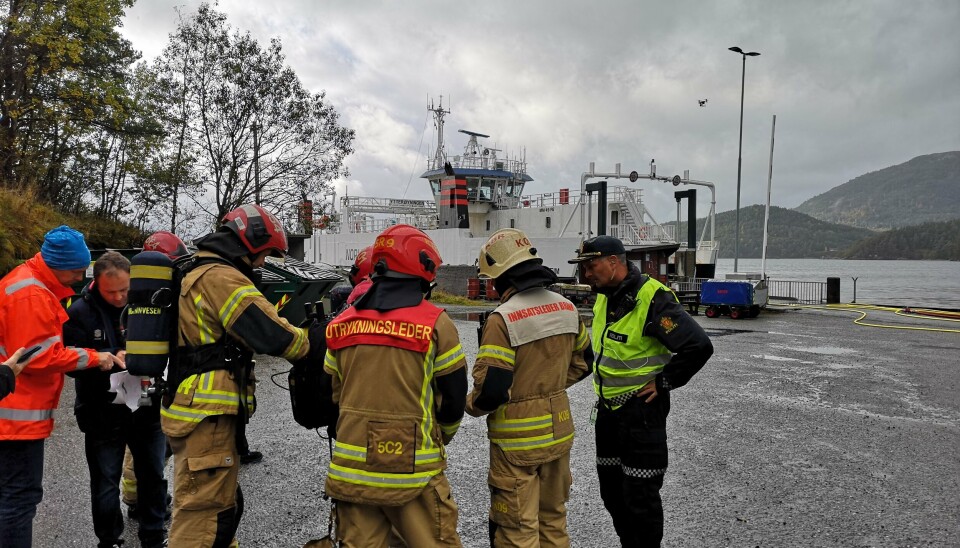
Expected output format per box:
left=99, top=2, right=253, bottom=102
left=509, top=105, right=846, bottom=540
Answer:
left=827, top=277, right=840, bottom=304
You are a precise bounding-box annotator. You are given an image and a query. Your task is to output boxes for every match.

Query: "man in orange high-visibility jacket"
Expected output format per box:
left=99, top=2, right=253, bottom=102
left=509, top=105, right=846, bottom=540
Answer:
left=0, top=225, right=123, bottom=548
left=0, top=348, right=32, bottom=402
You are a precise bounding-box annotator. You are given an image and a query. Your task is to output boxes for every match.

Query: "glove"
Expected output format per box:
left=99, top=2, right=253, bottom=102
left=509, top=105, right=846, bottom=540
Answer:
left=290, top=319, right=326, bottom=369
left=306, top=320, right=326, bottom=363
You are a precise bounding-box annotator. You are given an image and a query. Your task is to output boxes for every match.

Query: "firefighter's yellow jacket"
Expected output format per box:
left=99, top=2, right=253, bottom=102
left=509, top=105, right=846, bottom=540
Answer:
left=323, top=301, right=467, bottom=506
left=467, top=287, right=590, bottom=466
left=161, top=251, right=309, bottom=437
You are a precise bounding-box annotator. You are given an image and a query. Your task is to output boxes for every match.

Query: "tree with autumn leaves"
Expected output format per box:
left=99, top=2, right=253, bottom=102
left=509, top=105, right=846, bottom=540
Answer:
left=0, top=1, right=353, bottom=236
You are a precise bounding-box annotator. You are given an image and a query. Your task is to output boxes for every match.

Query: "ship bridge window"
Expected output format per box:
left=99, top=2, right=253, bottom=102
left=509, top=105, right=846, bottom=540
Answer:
left=466, top=177, right=481, bottom=200
left=430, top=180, right=441, bottom=197
left=479, top=179, right=496, bottom=202
left=506, top=181, right=524, bottom=198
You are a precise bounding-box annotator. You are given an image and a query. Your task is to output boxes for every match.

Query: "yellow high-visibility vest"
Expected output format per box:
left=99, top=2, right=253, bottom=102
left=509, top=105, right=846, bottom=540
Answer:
left=591, top=277, right=675, bottom=409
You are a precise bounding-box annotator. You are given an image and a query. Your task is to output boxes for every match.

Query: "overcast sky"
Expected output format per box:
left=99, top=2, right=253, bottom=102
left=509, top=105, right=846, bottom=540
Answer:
left=120, top=0, right=960, bottom=219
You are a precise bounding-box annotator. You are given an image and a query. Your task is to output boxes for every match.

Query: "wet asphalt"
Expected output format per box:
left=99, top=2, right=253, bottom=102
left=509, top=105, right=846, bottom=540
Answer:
left=32, top=304, right=960, bottom=547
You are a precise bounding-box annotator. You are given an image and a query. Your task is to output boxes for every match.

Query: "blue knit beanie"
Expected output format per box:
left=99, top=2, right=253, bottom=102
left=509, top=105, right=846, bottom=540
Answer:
left=41, top=225, right=91, bottom=270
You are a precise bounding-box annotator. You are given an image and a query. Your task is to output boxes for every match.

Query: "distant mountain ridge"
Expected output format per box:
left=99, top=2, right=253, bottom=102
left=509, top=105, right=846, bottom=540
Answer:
left=794, top=151, right=960, bottom=229
left=679, top=205, right=875, bottom=259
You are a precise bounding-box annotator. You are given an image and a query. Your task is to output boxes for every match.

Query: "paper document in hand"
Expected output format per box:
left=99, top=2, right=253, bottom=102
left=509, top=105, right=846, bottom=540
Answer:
left=109, top=371, right=143, bottom=411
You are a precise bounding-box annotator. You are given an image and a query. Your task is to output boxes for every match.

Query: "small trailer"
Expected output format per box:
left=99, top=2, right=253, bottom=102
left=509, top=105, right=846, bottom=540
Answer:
left=549, top=282, right=593, bottom=306
left=700, top=277, right=768, bottom=319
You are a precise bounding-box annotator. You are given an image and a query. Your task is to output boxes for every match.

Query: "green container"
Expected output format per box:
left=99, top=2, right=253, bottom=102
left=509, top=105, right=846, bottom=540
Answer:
left=260, top=257, right=344, bottom=326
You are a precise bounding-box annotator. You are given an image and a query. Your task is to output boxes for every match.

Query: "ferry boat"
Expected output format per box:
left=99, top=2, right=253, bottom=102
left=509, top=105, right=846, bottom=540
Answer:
left=304, top=98, right=719, bottom=280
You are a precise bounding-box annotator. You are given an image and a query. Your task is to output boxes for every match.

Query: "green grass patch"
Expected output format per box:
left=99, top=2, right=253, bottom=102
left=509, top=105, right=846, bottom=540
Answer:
left=430, top=289, right=489, bottom=306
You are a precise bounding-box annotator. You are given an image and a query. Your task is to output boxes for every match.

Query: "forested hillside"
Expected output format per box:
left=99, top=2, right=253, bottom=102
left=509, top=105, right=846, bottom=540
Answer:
left=0, top=187, right=143, bottom=274
left=678, top=205, right=876, bottom=259
left=840, top=219, right=960, bottom=260
left=795, top=151, right=960, bottom=229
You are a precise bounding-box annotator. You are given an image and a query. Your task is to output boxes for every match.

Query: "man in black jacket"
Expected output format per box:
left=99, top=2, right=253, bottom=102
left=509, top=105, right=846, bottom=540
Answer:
left=64, top=251, right=167, bottom=548
left=570, top=236, right=713, bottom=547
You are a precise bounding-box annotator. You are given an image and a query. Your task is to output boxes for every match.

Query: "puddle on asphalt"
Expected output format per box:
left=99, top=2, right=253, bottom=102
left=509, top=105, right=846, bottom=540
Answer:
left=448, top=312, right=490, bottom=322
left=778, top=346, right=858, bottom=355
left=704, top=328, right=757, bottom=337
left=750, top=354, right=801, bottom=362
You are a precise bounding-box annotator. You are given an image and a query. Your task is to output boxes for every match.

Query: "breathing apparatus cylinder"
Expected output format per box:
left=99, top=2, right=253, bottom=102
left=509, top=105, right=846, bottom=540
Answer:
left=125, top=251, right=178, bottom=384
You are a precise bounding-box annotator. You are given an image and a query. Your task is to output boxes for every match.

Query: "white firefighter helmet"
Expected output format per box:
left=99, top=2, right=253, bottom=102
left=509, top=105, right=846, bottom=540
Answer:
left=478, top=228, right=540, bottom=279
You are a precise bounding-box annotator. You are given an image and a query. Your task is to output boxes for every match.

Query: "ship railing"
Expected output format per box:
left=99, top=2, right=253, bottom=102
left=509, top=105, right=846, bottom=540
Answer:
left=517, top=192, right=568, bottom=208
left=341, top=196, right=436, bottom=215
left=427, top=156, right=527, bottom=174
left=696, top=240, right=718, bottom=254
left=511, top=185, right=650, bottom=210
left=344, top=215, right=439, bottom=234
left=614, top=223, right=675, bottom=245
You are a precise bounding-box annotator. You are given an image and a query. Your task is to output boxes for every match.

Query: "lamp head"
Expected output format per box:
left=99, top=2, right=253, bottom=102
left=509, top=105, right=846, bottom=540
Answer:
left=729, top=46, right=743, bottom=54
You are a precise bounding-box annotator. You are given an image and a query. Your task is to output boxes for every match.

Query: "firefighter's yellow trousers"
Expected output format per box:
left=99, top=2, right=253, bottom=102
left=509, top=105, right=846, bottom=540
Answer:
left=335, top=473, right=461, bottom=547
left=488, top=446, right=572, bottom=548
left=168, top=415, right=241, bottom=548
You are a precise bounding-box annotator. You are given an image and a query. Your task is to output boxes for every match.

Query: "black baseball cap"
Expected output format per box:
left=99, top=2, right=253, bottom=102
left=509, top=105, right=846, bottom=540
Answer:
left=568, top=235, right=626, bottom=263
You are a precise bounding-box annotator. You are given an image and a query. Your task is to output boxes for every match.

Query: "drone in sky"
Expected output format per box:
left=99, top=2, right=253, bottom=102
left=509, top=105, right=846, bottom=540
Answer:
left=698, top=99, right=708, bottom=107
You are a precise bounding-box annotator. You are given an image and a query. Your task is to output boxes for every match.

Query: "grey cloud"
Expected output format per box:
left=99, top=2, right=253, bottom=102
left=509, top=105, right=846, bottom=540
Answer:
left=121, top=0, right=960, bottom=217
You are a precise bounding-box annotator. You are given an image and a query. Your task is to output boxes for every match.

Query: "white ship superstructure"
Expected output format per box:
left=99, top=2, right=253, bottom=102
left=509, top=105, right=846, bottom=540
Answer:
left=304, top=98, right=719, bottom=279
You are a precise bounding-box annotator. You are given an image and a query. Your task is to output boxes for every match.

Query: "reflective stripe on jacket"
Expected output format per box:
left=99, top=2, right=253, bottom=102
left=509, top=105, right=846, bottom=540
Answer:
left=0, top=254, right=99, bottom=440
left=323, top=303, right=465, bottom=506
left=161, top=252, right=309, bottom=438
left=591, top=277, right=674, bottom=409
left=470, top=288, right=590, bottom=466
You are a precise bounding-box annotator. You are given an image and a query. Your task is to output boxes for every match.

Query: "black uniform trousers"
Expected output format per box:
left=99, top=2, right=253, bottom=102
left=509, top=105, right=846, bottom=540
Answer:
left=595, top=390, right=670, bottom=548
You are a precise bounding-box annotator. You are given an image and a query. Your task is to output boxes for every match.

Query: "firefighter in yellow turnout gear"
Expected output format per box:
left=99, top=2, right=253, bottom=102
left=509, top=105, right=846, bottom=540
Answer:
left=467, top=229, right=591, bottom=547
left=161, top=205, right=314, bottom=547
left=323, top=224, right=468, bottom=547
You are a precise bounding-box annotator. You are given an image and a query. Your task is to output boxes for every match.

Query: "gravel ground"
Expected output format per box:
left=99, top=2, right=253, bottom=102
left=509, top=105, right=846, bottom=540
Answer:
left=33, top=304, right=960, bottom=547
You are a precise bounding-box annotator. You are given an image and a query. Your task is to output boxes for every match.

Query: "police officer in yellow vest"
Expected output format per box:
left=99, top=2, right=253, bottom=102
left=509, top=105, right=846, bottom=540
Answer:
left=467, top=229, right=591, bottom=547
left=161, top=205, right=316, bottom=547
left=569, top=236, right=713, bottom=548
left=323, top=224, right=467, bottom=546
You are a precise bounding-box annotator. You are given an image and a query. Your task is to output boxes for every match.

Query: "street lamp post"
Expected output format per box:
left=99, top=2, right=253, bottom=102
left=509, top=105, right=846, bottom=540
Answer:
left=729, top=46, right=759, bottom=273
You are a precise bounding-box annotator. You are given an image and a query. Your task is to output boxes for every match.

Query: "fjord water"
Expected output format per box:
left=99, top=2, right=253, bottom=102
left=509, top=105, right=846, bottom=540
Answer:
left=714, top=258, right=960, bottom=309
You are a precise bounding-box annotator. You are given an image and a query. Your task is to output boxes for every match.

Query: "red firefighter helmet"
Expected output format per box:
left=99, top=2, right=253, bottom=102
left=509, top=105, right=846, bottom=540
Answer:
left=348, top=245, right=375, bottom=286
left=370, top=224, right=442, bottom=283
left=221, top=204, right=288, bottom=257
left=143, top=231, right=189, bottom=259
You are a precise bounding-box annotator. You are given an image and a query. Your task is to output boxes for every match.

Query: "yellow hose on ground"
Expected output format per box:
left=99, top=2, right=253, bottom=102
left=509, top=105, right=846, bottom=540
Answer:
left=767, top=302, right=960, bottom=334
